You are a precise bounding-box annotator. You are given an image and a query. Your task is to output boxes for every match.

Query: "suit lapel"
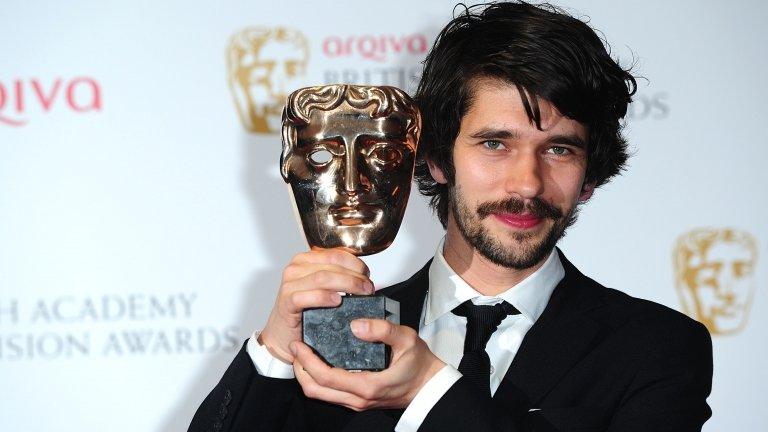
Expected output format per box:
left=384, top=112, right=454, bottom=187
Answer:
left=377, top=255, right=607, bottom=411
left=494, top=251, right=606, bottom=408
left=380, top=259, right=431, bottom=332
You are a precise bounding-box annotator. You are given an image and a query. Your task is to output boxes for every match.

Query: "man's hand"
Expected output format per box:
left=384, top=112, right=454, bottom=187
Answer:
left=259, top=249, right=375, bottom=364
left=291, top=318, right=446, bottom=411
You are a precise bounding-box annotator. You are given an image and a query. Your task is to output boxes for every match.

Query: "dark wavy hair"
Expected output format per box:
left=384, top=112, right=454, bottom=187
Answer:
left=415, top=1, right=637, bottom=227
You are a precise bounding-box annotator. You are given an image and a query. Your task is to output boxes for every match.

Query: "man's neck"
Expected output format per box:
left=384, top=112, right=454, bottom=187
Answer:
left=442, top=222, right=549, bottom=297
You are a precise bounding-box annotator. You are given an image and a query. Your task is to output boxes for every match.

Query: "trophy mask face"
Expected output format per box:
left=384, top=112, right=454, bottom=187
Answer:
left=281, top=85, right=420, bottom=255
left=674, top=228, right=757, bottom=335
left=227, top=27, right=309, bottom=133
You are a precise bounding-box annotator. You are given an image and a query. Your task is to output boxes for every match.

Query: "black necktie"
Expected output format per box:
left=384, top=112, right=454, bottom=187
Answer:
left=452, top=300, right=520, bottom=396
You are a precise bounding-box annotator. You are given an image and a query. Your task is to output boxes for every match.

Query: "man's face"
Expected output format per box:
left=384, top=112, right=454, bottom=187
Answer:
left=230, top=32, right=307, bottom=133
left=430, top=78, right=592, bottom=269
left=679, top=237, right=756, bottom=334
left=286, top=102, right=416, bottom=255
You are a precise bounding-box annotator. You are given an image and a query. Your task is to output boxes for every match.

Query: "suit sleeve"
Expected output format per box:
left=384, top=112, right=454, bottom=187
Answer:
left=418, top=320, right=713, bottom=432
left=187, top=341, right=302, bottom=432
left=605, top=320, right=713, bottom=432
left=418, top=376, right=521, bottom=431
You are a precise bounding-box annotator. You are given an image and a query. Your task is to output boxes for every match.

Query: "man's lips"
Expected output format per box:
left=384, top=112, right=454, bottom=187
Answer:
left=492, top=213, right=543, bottom=229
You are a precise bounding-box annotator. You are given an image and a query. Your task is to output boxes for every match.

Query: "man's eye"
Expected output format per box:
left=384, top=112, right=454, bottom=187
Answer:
left=548, top=146, right=570, bottom=155
left=482, top=140, right=504, bottom=150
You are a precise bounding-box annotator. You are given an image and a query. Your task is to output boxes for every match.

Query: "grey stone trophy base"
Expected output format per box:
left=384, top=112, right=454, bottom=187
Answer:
left=302, top=295, right=400, bottom=371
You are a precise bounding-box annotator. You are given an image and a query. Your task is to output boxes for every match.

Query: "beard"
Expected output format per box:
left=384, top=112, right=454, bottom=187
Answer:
left=449, top=185, right=579, bottom=270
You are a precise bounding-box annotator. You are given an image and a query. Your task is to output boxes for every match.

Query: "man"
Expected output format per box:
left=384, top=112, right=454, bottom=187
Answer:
left=190, top=2, right=712, bottom=431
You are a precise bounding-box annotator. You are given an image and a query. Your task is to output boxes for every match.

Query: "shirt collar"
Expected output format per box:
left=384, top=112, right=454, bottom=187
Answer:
left=425, top=236, right=565, bottom=325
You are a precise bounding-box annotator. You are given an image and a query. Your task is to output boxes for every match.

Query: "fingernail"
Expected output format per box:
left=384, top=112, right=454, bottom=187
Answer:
left=351, top=319, right=369, bottom=335
left=364, top=281, right=374, bottom=294
left=331, top=292, right=342, bottom=304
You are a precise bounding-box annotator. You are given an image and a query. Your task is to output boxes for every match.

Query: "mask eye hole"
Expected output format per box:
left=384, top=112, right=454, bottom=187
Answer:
left=373, top=147, right=400, bottom=163
left=369, top=144, right=403, bottom=168
left=308, top=149, right=333, bottom=166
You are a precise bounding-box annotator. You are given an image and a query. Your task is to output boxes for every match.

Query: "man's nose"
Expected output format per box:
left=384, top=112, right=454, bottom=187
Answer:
left=503, top=151, right=544, bottom=199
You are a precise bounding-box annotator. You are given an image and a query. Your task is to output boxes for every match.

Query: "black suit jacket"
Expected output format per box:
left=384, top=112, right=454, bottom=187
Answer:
left=189, top=253, right=712, bottom=431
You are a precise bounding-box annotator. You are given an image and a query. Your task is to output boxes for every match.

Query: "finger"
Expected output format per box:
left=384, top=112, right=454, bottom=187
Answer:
left=350, top=319, right=415, bottom=348
left=287, top=289, right=343, bottom=313
left=293, top=249, right=370, bottom=277
left=293, top=355, right=370, bottom=411
left=293, top=359, right=366, bottom=409
left=286, top=270, right=374, bottom=296
left=292, top=341, right=380, bottom=396
left=291, top=341, right=335, bottom=377
left=284, top=263, right=372, bottom=285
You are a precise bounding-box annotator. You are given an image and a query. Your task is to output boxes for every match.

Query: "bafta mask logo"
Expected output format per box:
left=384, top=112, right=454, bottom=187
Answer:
left=226, top=27, right=309, bottom=133
left=280, top=84, right=421, bottom=255
left=673, top=228, right=758, bottom=335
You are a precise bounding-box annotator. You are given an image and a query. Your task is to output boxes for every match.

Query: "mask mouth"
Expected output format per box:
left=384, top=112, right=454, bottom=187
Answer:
left=329, top=203, right=379, bottom=226
left=713, top=302, right=742, bottom=318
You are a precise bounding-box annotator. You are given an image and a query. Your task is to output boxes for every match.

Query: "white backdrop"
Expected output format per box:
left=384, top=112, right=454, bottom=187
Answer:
left=1, top=1, right=766, bottom=430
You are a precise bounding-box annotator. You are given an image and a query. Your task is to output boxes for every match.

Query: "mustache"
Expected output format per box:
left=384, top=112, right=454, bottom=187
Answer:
left=476, top=196, right=563, bottom=220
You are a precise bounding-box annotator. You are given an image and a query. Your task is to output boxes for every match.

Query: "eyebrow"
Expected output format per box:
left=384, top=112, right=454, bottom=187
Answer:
left=298, top=133, right=406, bottom=147
left=548, top=134, right=587, bottom=149
left=373, top=133, right=408, bottom=142
left=470, top=128, right=587, bottom=149
left=469, top=128, right=520, bottom=140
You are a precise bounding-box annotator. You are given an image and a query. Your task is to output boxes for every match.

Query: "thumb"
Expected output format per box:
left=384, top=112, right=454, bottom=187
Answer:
left=351, top=318, right=408, bottom=346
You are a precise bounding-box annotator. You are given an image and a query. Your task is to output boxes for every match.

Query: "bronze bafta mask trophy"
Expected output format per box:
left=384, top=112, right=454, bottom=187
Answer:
left=280, top=84, right=421, bottom=370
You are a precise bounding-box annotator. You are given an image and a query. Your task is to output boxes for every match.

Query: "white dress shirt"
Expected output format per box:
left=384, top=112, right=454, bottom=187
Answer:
left=247, top=238, right=564, bottom=432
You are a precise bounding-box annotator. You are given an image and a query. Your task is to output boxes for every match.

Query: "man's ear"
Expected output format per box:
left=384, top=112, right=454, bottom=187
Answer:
left=579, top=182, right=595, bottom=202
left=427, top=159, right=448, bottom=185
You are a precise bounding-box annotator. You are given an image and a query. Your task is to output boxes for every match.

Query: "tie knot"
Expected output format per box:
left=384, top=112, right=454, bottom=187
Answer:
left=452, top=300, right=520, bottom=352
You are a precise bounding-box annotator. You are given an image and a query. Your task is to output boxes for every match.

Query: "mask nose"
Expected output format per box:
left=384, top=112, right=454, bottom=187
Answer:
left=268, top=65, right=288, bottom=98
left=717, top=276, right=737, bottom=304
left=342, top=148, right=370, bottom=197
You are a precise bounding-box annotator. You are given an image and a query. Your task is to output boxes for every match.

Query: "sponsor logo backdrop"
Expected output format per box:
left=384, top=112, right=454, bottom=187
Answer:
left=1, top=1, right=765, bottom=430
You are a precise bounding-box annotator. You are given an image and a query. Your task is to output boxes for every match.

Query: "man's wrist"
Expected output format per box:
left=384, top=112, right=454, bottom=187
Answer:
left=258, top=330, right=294, bottom=364
left=247, top=331, right=295, bottom=379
